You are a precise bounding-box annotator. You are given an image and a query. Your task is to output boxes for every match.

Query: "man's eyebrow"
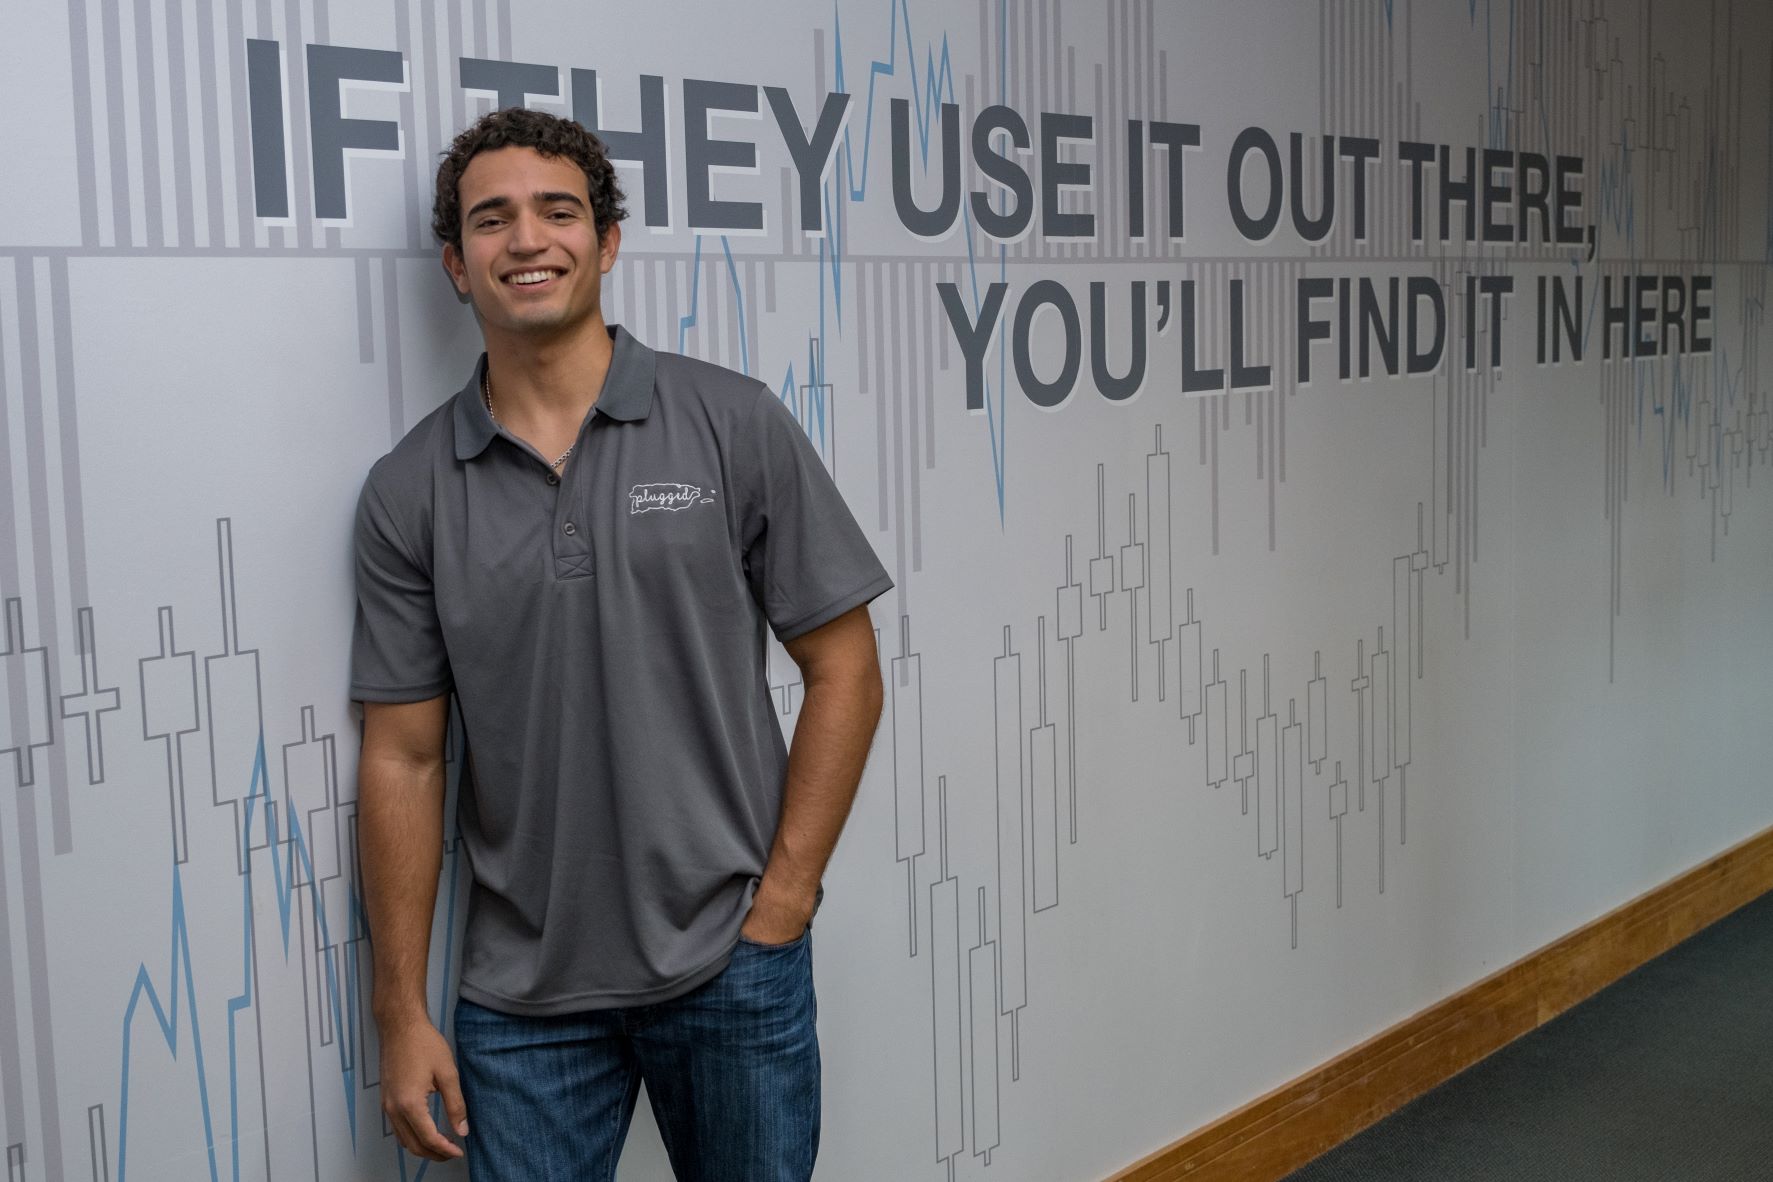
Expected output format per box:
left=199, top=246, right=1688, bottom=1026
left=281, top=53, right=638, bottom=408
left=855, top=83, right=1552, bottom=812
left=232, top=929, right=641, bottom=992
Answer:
left=465, top=195, right=511, bottom=221
left=533, top=191, right=587, bottom=209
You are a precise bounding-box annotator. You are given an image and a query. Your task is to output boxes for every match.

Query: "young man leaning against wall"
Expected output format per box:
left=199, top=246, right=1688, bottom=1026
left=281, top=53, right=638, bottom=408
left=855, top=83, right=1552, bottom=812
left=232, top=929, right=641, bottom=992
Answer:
left=350, top=107, right=890, bottom=1181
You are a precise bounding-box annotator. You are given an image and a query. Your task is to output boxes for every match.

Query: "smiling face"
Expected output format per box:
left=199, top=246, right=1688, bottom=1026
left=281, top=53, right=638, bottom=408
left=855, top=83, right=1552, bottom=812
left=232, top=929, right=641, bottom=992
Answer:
left=441, top=145, right=621, bottom=345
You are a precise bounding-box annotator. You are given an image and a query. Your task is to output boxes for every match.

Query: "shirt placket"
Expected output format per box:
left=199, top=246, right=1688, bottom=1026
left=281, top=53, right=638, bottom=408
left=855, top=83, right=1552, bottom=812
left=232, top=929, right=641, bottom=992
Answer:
left=552, top=424, right=595, bottom=580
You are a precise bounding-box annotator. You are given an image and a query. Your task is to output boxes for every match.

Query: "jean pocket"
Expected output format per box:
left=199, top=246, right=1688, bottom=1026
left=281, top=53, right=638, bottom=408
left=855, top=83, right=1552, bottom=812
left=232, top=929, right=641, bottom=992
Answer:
left=736, top=927, right=809, bottom=951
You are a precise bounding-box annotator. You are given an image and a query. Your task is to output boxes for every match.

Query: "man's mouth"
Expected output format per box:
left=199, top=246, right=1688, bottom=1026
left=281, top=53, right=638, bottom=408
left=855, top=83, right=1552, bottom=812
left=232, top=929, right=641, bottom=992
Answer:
left=502, top=269, right=563, bottom=287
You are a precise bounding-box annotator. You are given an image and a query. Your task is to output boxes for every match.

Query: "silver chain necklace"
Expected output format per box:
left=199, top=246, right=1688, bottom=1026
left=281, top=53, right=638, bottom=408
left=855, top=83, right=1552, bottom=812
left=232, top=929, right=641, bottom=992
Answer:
left=483, top=369, right=575, bottom=472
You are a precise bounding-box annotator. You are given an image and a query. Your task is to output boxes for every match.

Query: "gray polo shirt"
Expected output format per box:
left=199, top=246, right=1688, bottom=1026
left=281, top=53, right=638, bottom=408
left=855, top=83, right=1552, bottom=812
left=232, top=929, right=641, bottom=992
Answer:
left=351, top=325, right=891, bottom=1015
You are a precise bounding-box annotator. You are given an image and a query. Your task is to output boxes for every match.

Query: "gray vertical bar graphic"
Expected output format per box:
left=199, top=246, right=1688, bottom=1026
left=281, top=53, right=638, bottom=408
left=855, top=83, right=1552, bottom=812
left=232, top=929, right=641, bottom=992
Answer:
left=132, top=0, right=166, bottom=247
left=39, top=263, right=83, bottom=853
left=164, top=0, right=196, bottom=248
left=934, top=261, right=950, bottom=390
left=421, top=0, right=446, bottom=254
left=648, top=259, right=665, bottom=348
left=448, top=0, right=468, bottom=133
left=744, top=263, right=761, bottom=391
left=498, top=0, right=512, bottom=61
left=873, top=265, right=889, bottom=531
left=693, top=255, right=711, bottom=365
left=1014, top=0, right=1028, bottom=260
left=15, top=259, right=66, bottom=809
left=101, top=0, right=132, bottom=246
left=778, top=168, right=794, bottom=258
left=355, top=256, right=376, bottom=363
left=0, top=258, right=21, bottom=799
left=395, top=0, right=423, bottom=250
left=49, top=260, right=90, bottom=626
left=227, top=0, right=255, bottom=245
left=285, top=0, right=313, bottom=249
left=17, top=784, right=66, bottom=1182
left=316, top=0, right=343, bottom=259
left=855, top=258, right=871, bottom=396
left=724, top=257, right=742, bottom=376
left=381, top=256, right=405, bottom=444
left=888, top=264, right=907, bottom=590
left=66, top=0, right=101, bottom=245
left=713, top=255, right=730, bottom=369
left=0, top=747, right=25, bottom=1163
left=255, top=0, right=281, bottom=247
left=664, top=258, right=680, bottom=377
left=908, top=262, right=924, bottom=570
left=924, top=261, right=938, bottom=468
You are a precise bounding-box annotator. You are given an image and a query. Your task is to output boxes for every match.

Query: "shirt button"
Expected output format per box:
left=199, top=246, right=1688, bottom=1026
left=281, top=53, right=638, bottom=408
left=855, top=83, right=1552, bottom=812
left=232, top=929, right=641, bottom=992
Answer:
left=545, top=473, right=559, bottom=486
left=562, top=521, right=576, bottom=535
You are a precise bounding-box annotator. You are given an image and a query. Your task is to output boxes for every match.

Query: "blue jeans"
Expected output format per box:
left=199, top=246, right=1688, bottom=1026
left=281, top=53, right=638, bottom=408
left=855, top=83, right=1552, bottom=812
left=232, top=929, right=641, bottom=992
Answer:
left=452, top=931, right=820, bottom=1181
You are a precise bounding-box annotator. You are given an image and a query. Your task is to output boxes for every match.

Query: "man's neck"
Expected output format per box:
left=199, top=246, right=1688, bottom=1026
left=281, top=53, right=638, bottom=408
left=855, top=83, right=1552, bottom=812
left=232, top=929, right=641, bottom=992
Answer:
left=482, top=317, right=616, bottom=426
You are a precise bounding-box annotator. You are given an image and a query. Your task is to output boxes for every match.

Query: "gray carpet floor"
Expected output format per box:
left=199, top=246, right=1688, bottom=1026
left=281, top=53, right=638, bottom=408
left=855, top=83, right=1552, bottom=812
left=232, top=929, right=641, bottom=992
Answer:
left=1284, top=890, right=1773, bottom=1181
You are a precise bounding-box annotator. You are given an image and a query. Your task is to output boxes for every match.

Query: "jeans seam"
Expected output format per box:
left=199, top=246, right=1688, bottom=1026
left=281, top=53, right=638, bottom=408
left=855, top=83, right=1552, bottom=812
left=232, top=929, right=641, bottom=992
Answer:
left=603, top=1058, right=639, bottom=1181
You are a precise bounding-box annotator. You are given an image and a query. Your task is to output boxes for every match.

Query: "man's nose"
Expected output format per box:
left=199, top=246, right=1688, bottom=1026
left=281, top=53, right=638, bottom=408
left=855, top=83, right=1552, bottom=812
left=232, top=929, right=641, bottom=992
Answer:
left=507, top=210, right=546, bottom=253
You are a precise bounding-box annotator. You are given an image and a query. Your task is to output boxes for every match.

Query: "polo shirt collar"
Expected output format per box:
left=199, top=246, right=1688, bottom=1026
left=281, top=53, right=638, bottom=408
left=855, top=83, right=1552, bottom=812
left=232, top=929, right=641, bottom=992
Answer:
left=454, top=325, right=657, bottom=461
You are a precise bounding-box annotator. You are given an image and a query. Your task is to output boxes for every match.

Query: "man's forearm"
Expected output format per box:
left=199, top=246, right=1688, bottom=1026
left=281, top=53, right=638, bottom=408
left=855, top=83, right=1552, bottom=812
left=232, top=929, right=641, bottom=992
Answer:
left=755, top=658, right=883, bottom=920
left=360, top=755, right=447, bottom=1028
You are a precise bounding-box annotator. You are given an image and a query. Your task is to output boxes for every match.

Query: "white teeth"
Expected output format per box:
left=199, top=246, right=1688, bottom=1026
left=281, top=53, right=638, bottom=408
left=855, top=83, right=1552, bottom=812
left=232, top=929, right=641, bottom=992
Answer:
left=506, top=270, right=558, bottom=285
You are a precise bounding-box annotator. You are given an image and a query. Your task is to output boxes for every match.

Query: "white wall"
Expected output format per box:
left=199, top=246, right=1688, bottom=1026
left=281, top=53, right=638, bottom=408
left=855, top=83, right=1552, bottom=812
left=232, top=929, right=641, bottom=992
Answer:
left=1, top=2, right=1769, bottom=1180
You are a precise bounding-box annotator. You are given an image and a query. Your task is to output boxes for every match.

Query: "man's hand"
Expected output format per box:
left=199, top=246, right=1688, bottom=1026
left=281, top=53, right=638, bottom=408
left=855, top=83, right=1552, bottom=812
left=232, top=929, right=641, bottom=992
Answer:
left=379, top=1016, right=468, bottom=1161
left=741, top=878, right=816, bottom=944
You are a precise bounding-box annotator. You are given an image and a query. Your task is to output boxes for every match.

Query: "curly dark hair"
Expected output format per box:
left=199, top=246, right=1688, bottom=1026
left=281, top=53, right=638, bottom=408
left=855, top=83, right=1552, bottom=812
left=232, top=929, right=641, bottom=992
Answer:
left=432, top=107, right=628, bottom=249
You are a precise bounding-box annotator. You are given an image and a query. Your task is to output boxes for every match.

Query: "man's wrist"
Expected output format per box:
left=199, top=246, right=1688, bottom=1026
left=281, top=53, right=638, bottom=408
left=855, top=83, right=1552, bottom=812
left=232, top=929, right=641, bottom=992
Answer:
left=754, top=873, right=816, bottom=917
left=743, top=876, right=817, bottom=941
left=372, top=992, right=434, bottom=1032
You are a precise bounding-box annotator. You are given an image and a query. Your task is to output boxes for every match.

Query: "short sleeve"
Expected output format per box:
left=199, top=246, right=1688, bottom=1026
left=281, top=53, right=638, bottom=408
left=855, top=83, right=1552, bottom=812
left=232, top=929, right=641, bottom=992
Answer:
left=739, top=389, right=893, bottom=640
left=350, top=474, right=453, bottom=702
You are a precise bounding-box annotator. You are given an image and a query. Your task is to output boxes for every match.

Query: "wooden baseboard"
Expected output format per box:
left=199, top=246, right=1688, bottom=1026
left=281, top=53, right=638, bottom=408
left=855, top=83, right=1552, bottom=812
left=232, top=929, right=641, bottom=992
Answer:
left=1108, top=824, right=1773, bottom=1182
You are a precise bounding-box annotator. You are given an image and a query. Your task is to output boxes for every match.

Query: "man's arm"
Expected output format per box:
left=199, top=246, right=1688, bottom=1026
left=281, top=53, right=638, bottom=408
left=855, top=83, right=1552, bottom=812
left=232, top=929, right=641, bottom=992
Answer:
left=743, top=604, right=885, bottom=943
left=359, top=695, right=467, bottom=1161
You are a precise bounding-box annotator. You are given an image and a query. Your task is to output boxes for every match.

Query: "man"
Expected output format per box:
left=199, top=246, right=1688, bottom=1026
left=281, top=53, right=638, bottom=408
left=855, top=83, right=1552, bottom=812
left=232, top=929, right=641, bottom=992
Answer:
left=351, top=107, right=890, bottom=1181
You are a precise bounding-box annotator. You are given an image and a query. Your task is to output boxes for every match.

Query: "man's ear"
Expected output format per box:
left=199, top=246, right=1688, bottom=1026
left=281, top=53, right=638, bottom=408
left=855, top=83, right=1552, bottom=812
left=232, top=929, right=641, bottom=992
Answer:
left=442, top=242, right=471, bottom=298
left=599, top=220, right=622, bottom=273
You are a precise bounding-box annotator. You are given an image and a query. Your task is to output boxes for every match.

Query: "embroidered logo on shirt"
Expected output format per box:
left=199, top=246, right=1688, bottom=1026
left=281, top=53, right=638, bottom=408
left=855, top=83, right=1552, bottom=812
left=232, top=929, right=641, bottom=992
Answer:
left=629, top=483, right=717, bottom=514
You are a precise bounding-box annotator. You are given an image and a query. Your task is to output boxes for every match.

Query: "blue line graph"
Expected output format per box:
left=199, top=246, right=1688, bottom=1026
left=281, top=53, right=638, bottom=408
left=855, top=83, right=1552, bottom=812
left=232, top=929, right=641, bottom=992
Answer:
left=116, top=734, right=391, bottom=1181
left=116, top=861, right=220, bottom=1182
left=669, top=0, right=1013, bottom=519
left=835, top=0, right=958, bottom=201
left=828, top=0, right=1010, bottom=517
left=677, top=234, right=706, bottom=356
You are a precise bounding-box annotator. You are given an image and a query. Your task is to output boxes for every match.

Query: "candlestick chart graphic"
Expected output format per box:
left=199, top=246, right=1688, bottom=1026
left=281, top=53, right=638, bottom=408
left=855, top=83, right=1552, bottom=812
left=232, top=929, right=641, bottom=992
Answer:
left=2, top=1, right=1769, bottom=1180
